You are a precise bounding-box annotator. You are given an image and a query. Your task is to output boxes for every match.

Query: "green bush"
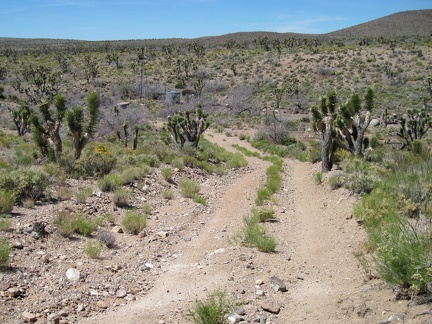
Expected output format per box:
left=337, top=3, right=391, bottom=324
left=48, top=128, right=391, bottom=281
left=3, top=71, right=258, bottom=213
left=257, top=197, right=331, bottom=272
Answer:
left=0, top=189, right=15, bottom=214
left=189, top=289, right=234, bottom=324
left=161, top=167, right=174, bottom=181
left=112, top=187, right=131, bottom=207
left=0, top=167, right=49, bottom=202
left=122, top=210, right=147, bottom=234
left=163, top=189, right=174, bottom=200
left=0, top=217, right=12, bottom=231
left=85, top=239, right=103, bottom=259
left=75, top=187, right=93, bottom=204
left=74, top=145, right=117, bottom=177
left=179, top=178, right=201, bottom=198
left=328, top=173, right=345, bottom=190
left=74, top=214, right=98, bottom=237
left=54, top=210, right=76, bottom=238
left=0, top=239, right=11, bottom=268
left=193, top=195, right=207, bottom=205
left=98, top=173, right=123, bottom=192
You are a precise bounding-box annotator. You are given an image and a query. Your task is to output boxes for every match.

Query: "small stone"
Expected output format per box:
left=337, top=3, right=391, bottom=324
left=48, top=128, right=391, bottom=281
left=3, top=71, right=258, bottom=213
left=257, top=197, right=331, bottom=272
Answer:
left=270, top=276, right=287, bottom=292
left=12, top=240, right=24, bottom=249
left=116, top=289, right=127, bottom=298
left=8, top=287, right=22, bottom=298
left=97, top=301, right=108, bottom=309
left=111, top=226, right=124, bottom=233
left=21, top=311, right=37, bottom=323
left=227, top=314, right=244, bottom=323
left=65, top=268, right=80, bottom=283
left=89, top=289, right=99, bottom=296
left=155, top=231, right=169, bottom=238
left=260, top=300, right=280, bottom=314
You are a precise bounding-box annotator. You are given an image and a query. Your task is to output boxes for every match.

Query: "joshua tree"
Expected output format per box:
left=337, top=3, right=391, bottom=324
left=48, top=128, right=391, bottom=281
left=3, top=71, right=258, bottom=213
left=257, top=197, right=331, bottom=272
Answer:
left=334, top=88, right=374, bottom=156
left=311, top=90, right=337, bottom=172
left=167, top=107, right=210, bottom=149
left=65, top=91, right=100, bottom=160
left=8, top=102, right=31, bottom=136
left=396, top=106, right=431, bottom=150
left=30, top=94, right=67, bottom=162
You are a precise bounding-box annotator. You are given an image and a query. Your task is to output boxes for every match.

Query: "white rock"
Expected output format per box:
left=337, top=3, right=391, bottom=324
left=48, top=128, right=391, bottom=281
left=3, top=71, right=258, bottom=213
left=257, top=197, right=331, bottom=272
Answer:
left=65, top=268, right=80, bottom=283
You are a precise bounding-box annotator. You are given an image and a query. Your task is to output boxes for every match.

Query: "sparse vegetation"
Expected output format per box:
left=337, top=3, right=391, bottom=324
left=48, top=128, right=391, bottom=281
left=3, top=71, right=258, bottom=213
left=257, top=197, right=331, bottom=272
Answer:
left=0, top=239, right=11, bottom=268
left=189, top=289, right=235, bottom=324
left=122, top=210, right=147, bottom=234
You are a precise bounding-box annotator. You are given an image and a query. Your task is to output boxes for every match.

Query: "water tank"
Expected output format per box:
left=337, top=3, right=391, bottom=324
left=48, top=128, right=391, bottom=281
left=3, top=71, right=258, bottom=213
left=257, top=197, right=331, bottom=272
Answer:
left=165, top=90, right=181, bottom=105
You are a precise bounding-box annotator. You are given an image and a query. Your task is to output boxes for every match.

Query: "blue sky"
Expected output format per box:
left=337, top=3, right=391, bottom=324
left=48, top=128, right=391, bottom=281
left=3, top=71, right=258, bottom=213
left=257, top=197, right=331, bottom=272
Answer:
left=2, top=1, right=431, bottom=41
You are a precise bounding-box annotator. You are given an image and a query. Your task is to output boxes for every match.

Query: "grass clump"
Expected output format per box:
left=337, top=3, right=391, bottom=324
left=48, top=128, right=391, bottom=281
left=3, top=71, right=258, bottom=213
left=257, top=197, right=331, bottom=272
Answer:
left=0, top=189, right=15, bottom=214
left=0, top=217, right=12, bottom=231
left=163, top=189, right=175, bottom=200
left=252, top=206, right=275, bottom=222
left=161, top=167, right=174, bottom=182
left=75, top=186, right=93, bottom=203
left=193, top=195, right=207, bottom=205
left=112, top=187, right=131, bottom=207
left=189, top=289, right=235, bottom=324
left=97, top=173, right=123, bottom=192
left=122, top=210, right=147, bottom=235
left=242, top=216, right=277, bottom=253
left=85, top=239, right=103, bottom=259
left=74, top=213, right=98, bottom=237
left=54, top=211, right=77, bottom=238
left=0, top=239, right=11, bottom=268
left=179, top=178, right=201, bottom=198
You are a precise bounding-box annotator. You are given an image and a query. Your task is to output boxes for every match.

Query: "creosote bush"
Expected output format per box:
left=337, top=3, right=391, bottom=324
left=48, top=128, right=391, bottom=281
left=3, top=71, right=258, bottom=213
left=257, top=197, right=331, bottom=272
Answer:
left=0, top=239, right=11, bottom=268
left=0, top=189, right=15, bottom=214
left=122, top=210, right=147, bottom=234
left=179, top=178, right=201, bottom=198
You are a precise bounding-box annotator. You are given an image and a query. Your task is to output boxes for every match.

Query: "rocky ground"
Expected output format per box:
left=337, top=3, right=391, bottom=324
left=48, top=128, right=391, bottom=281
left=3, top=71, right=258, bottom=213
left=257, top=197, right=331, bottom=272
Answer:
left=1, top=130, right=432, bottom=324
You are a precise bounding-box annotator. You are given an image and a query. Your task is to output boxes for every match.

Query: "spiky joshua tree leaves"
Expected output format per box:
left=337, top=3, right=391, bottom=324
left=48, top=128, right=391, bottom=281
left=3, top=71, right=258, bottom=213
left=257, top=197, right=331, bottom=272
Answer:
left=30, top=94, right=67, bottom=162
left=65, top=91, right=100, bottom=160
left=312, top=90, right=337, bottom=172
left=9, top=102, right=31, bottom=136
left=397, top=106, right=431, bottom=150
left=167, top=106, right=210, bottom=149
left=334, top=88, right=374, bottom=156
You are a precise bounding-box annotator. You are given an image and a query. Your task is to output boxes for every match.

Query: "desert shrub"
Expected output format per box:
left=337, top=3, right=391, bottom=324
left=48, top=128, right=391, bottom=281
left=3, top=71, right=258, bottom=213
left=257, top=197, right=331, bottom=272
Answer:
left=120, top=166, right=149, bottom=184
left=98, top=173, right=123, bottom=192
left=0, top=217, right=12, bottom=231
left=75, top=186, right=93, bottom=204
left=112, top=187, right=131, bottom=207
left=328, top=173, right=345, bottom=190
left=74, top=145, right=116, bottom=177
left=96, top=230, right=116, bottom=248
left=0, top=189, right=15, bottom=214
left=54, top=210, right=76, bottom=238
left=0, top=239, right=11, bottom=268
left=163, top=189, right=174, bottom=200
left=142, top=203, right=152, bottom=215
left=315, top=171, right=323, bottom=184
left=85, top=239, right=103, bottom=259
left=179, top=178, right=200, bottom=198
left=161, top=167, right=174, bottom=182
left=102, top=212, right=115, bottom=224
left=243, top=216, right=277, bottom=252
left=252, top=207, right=275, bottom=222
left=193, top=195, right=207, bottom=205
left=74, top=214, right=98, bottom=237
left=55, top=186, right=73, bottom=201
left=189, top=289, right=235, bottom=324
left=0, top=167, right=49, bottom=202
left=226, top=153, right=248, bottom=169
left=122, top=210, right=147, bottom=234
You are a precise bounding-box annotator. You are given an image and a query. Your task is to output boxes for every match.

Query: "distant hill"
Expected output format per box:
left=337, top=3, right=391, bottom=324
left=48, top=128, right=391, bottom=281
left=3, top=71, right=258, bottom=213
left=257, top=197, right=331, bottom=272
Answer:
left=0, top=9, right=431, bottom=49
left=326, top=9, right=432, bottom=38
